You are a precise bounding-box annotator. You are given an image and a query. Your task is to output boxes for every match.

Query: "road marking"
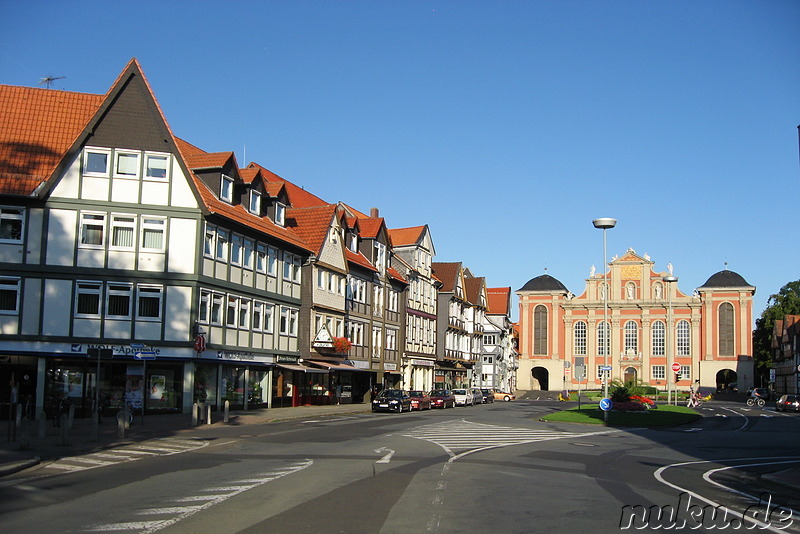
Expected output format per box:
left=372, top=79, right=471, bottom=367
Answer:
left=87, top=459, right=313, bottom=534
left=374, top=447, right=395, bottom=464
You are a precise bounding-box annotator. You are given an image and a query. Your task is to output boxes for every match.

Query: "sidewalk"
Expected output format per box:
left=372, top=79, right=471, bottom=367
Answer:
left=0, top=402, right=371, bottom=477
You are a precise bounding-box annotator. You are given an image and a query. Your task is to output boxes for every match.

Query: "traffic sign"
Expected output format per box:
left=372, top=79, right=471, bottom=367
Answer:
left=672, top=362, right=681, bottom=373
left=599, top=398, right=613, bottom=411
left=599, top=365, right=612, bottom=371
left=134, top=351, right=157, bottom=360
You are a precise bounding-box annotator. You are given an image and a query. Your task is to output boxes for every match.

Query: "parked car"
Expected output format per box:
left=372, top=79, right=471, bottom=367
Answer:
left=407, top=390, right=432, bottom=410
left=480, top=388, right=494, bottom=403
left=776, top=394, right=800, bottom=412
left=471, top=388, right=484, bottom=405
left=430, top=389, right=456, bottom=409
left=452, top=388, right=474, bottom=406
left=371, top=389, right=411, bottom=413
left=493, top=390, right=516, bottom=402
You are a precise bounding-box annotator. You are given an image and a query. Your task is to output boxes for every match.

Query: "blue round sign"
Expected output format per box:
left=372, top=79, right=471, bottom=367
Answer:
left=599, top=398, right=613, bottom=411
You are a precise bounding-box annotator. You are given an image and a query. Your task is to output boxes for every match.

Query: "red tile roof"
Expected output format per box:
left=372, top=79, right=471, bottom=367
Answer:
left=358, top=217, right=384, bottom=239
left=387, top=266, right=408, bottom=284
left=247, top=162, right=328, bottom=208
left=345, top=248, right=377, bottom=272
left=431, top=262, right=462, bottom=292
left=285, top=204, right=338, bottom=255
left=388, top=225, right=425, bottom=247
left=0, top=85, right=103, bottom=194
left=183, top=151, right=234, bottom=170
left=486, top=287, right=511, bottom=315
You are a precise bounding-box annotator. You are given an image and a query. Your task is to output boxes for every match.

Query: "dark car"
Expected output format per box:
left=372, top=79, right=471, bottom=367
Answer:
left=776, top=394, right=800, bottom=413
left=371, top=389, right=411, bottom=413
left=408, top=390, right=432, bottom=410
left=430, top=389, right=456, bottom=409
left=480, top=388, right=494, bottom=404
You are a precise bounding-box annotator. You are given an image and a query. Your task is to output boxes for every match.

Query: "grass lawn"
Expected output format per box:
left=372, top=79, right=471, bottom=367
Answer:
left=540, top=403, right=702, bottom=427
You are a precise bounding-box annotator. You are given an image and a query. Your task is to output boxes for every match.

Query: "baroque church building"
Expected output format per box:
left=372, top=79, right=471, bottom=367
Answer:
left=516, top=249, right=755, bottom=393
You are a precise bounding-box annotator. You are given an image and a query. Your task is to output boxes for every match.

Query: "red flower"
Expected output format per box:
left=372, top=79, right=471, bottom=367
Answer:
left=332, top=337, right=352, bottom=353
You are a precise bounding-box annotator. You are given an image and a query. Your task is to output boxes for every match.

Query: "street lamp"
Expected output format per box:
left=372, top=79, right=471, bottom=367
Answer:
left=663, top=274, right=678, bottom=406
left=593, top=218, right=616, bottom=420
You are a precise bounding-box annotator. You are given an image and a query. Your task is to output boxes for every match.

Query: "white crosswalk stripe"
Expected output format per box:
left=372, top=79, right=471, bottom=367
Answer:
left=403, top=419, right=614, bottom=457
left=43, top=437, right=208, bottom=475
left=86, top=460, right=313, bottom=534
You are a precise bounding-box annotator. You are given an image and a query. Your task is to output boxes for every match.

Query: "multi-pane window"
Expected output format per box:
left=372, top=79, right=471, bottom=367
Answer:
left=249, top=191, right=261, bottom=215
left=84, top=149, right=110, bottom=176
left=484, top=334, right=497, bottom=345
left=597, top=321, right=609, bottom=356
left=115, top=152, right=140, bottom=178
left=106, top=283, right=132, bottom=318
left=0, top=207, right=24, bottom=242
left=136, top=286, right=162, bottom=319
left=283, top=253, right=301, bottom=283
left=680, top=365, right=690, bottom=380
left=386, top=328, right=397, bottom=350
left=0, top=277, right=20, bottom=313
left=677, top=320, right=690, bottom=356
left=280, top=306, right=298, bottom=336
left=111, top=215, right=136, bottom=249
left=651, top=321, right=665, bottom=356
left=80, top=213, right=106, bottom=247
left=226, top=295, right=239, bottom=327
left=210, top=294, right=223, bottom=325
left=719, top=302, right=734, bottom=356
left=141, top=217, right=165, bottom=250
left=573, top=321, right=587, bottom=355
left=145, top=153, right=169, bottom=179
left=75, top=282, right=102, bottom=316
left=624, top=321, right=638, bottom=352
left=388, top=289, right=399, bottom=312
left=216, top=230, right=229, bottom=260
left=652, top=365, right=666, bottom=380
left=533, top=305, right=547, bottom=355
left=220, top=175, right=234, bottom=203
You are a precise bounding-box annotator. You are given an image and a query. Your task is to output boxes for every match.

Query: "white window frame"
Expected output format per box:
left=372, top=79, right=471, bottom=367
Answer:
left=226, top=295, right=239, bottom=327
left=249, top=190, right=261, bottom=215
left=274, top=202, right=286, bottom=226
left=238, top=298, right=250, bottom=329
left=624, top=320, right=638, bottom=352
left=210, top=293, right=224, bottom=326
left=677, top=320, right=691, bottom=356
left=204, top=225, right=216, bottom=258
left=136, top=285, right=163, bottom=320
left=110, top=214, right=136, bottom=250
left=388, top=289, right=398, bottom=312
left=221, top=175, right=234, bottom=203
left=680, top=365, right=691, bottom=379
left=144, top=152, right=169, bottom=180
left=652, top=365, right=666, bottom=380
left=652, top=321, right=665, bottom=356
left=199, top=290, right=211, bottom=324
left=106, top=283, right=133, bottom=319
left=216, top=230, right=229, bottom=261
left=252, top=301, right=264, bottom=332
left=280, top=306, right=298, bottom=336
left=386, top=328, right=397, bottom=350
left=140, top=216, right=166, bottom=251
left=264, top=303, right=275, bottom=333
left=79, top=212, right=106, bottom=248
left=372, top=326, right=382, bottom=359
left=267, top=246, right=278, bottom=276
left=231, top=234, right=243, bottom=266
left=75, top=281, right=102, bottom=317
left=114, top=150, right=141, bottom=179
left=83, top=147, right=110, bottom=177
left=256, top=244, right=267, bottom=273
left=573, top=321, right=587, bottom=356
left=0, top=277, right=20, bottom=314
left=0, top=207, right=24, bottom=243
left=243, top=239, right=254, bottom=270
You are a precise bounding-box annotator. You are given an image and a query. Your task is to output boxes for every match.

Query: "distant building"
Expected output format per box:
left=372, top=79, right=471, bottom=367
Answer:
left=771, top=315, right=800, bottom=395
left=516, top=250, right=755, bottom=392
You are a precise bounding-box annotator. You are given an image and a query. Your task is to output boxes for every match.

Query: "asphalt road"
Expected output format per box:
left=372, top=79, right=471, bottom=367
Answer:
left=1, top=399, right=799, bottom=534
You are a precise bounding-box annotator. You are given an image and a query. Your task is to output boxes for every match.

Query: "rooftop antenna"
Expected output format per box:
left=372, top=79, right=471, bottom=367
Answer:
left=39, top=75, right=65, bottom=89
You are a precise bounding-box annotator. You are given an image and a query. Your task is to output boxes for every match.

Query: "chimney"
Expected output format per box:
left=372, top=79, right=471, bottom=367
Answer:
left=370, top=207, right=379, bottom=218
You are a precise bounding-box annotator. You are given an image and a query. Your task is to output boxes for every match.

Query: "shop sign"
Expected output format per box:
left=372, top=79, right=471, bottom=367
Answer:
left=312, top=325, right=334, bottom=349
left=409, top=359, right=434, bottom=367
left=277, top=354, right=299, bottom=364
left=87, top=343, right=161, bottom=357
left=384, top=363, right=398, bottom=371
left=216, top=351, right=273, bottom=363
left=349, top=360, right=370, bottom=369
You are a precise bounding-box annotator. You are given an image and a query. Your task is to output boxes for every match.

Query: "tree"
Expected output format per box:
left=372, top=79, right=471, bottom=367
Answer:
left=752, top=280, right=800, bottom=386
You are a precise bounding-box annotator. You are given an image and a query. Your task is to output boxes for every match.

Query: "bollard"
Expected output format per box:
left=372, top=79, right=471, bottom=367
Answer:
left=223, top=400, right=230, bottom=423
left=192, top=402, right=198, bottom=427
left=117, top=411, right=126, bottom=438
left=207, top=404, right=212, bottom=425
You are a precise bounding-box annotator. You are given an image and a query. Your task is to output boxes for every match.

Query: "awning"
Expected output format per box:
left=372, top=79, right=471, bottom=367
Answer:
left=306, top=360, right=369, bottom=372
left=276, top=363, right=328, bottom=374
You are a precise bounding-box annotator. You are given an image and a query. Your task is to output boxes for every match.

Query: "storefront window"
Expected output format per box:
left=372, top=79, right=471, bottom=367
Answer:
left=195, top=364, right=218, bottom=406
left=146, top=363, right=182, bottom=412
left=272, top=368, right=294, bottom=408
left=248, top=368, right=270, bottom=406
left=221, top=366, right=245, bottom=406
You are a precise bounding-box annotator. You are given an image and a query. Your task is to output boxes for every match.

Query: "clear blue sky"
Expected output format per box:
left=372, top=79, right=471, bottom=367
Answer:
left=2, top=1, right=798, bottom=322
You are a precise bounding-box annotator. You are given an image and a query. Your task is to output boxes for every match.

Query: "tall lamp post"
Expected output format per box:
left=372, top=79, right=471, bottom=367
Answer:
left=663, top=274, right=678, bottom=406
left=593, top=218, right=616, bottom=419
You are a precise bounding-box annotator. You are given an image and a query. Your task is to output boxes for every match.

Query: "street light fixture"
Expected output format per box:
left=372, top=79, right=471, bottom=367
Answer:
left=663, top=274, right=678, bottom=406
left=593, top=218, right=616, bottom=420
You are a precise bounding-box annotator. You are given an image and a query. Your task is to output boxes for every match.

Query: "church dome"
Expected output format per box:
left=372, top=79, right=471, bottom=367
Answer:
left=699, top=269, right=752, bottom=288
left=518, top=274, right=568, bottom=292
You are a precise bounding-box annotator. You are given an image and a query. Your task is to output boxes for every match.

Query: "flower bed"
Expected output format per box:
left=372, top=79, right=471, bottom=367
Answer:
left=612, top=401, right=649, bottom=412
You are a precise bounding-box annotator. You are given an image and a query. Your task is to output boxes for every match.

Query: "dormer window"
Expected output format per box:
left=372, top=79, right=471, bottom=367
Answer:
left=348, top=232, right=358, bottom=252
left=249, top=190, right=261, bottom=215
left=275, top=202, right=285, bottom=226
left=220, top=175, right=234, bottom=203
left=375, top=242, right=386, bottom=272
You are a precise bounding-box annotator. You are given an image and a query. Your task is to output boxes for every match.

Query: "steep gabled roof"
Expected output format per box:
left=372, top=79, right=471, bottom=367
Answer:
left=184, top=151, right=235, bottom=170
left=487, top=287, right=511, bottom=315
left=464, top=276, right=486, bottom=306
left=0, top=86, right=103, bottom=195
left=358, top=217, right=384, bottom=239
left=247, top=162, right=328, bottom=208
left=345, top=248, right=377, bottom=272
left=387, top=266, right=408, bottom=285
left=285, top=204, right=339, bottom=256
left=431, top=262, right=462, bottom=292
left=388, top=225, right=425, bottom=247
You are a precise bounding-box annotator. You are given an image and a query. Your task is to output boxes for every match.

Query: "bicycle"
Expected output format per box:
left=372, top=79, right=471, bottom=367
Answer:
left=746, top=396, right=766, bottom=408
left=116, top=399, right=142, bottom=427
